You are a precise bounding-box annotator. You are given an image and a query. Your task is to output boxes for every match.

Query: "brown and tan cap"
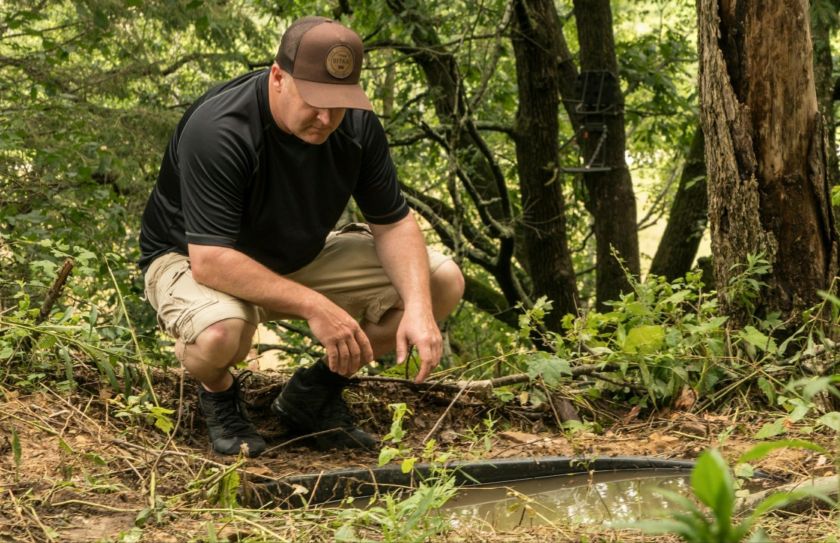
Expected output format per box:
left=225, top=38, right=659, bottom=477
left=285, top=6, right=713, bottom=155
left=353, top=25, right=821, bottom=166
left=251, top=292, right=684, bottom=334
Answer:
left=276, top=16, right=372, bottom=111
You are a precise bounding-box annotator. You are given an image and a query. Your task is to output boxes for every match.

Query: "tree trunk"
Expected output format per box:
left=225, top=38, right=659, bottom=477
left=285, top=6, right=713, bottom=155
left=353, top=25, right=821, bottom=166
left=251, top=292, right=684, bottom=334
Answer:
left=649, top=126, right=708, bottom=281
left=510, top=0, right=580, bottom=328
left=810, top=1, right=839, bottom=185
left=698, top=0, right=840, bottom=323
left=573, top=0, right=641, bottom=308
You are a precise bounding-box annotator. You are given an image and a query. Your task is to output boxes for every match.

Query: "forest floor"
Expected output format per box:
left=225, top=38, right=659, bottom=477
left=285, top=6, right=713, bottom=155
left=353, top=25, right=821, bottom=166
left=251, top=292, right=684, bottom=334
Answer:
left=0, top=363, right=837, bottom=543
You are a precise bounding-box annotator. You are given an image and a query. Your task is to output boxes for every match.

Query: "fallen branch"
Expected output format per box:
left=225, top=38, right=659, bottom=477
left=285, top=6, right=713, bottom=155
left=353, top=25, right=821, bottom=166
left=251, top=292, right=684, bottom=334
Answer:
left=353, top=363, right=618, bottom=396
left=37, top=258, right=74, bottom=324
left=735, top=475, right=839, bottom=515
left=254, top=343, right=318, bottom=356
left=422, top=383, right=468, bottom=443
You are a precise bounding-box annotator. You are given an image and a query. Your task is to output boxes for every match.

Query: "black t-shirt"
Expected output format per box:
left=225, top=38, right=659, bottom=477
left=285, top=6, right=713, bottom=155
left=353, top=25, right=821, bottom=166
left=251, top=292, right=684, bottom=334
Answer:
left=138, top=69, right=408, bottom=274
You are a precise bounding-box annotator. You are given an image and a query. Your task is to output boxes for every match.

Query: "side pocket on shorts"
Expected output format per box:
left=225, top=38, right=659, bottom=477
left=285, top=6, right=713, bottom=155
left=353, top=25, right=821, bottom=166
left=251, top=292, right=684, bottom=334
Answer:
left=172, top=298, right=217, bottom=342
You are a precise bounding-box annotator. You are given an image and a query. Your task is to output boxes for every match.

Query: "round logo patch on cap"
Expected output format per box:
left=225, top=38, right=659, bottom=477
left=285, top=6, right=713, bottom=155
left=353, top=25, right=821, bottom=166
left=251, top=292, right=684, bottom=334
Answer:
left=325, top=45, right=354, bottom=79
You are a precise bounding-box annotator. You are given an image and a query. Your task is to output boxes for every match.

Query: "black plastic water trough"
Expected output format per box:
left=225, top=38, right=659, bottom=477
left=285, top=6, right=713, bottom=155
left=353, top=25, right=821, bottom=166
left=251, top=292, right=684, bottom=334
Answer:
left=241, top=455, right=696, bottom=508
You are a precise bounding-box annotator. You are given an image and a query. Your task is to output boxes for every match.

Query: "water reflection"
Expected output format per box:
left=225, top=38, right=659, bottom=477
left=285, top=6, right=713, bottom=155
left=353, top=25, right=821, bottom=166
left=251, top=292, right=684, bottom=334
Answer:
left=445, top=469, right=691, bottom=530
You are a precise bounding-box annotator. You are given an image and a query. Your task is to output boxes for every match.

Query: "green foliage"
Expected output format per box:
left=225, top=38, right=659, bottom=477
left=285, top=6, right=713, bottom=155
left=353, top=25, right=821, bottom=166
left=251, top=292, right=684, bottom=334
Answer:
left=11, top=428, right=21, bottom=480
left=493, top=250, right=840, bottom=416
left=335, top=477, right=457, bottom=543
left=378, top=402, right=413, bottom=469
left=725, top=253, right=771, bottom=316
left=557, top=270, right=728, bottom=404
left=524, top=351, right=571, bottom=387
left=342, top=401, right=457, bottom=542
left=632, top=445, right=834, bottom=543
left=752, top=375, right=840, bottom=439
left=111, top=395, right=175, bottom=434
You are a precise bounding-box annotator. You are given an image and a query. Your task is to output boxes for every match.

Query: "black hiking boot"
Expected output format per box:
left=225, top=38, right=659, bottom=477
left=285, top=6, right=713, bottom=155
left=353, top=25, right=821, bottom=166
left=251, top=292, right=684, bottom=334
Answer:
left=271, top=360, right=377, bottom=450
left=198, top=372, right=266, bottom=457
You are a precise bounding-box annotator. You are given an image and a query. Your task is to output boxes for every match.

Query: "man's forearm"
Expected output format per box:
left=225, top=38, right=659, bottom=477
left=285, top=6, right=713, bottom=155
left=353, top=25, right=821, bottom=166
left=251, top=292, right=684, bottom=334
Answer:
left=369, top=214, right=433, bottom=312
left=188, top=243, right=322, bottom=319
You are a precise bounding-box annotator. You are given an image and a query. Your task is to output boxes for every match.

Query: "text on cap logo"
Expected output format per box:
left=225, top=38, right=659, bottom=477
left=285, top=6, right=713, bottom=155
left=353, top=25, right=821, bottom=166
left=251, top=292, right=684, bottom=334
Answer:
left=325, top=45, right=354, bottom=79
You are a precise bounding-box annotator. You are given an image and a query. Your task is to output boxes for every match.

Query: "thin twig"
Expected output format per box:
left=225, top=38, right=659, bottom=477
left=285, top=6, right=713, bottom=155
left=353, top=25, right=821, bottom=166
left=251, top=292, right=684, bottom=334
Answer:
left=540, top=383, right=564, bottom=428
left=151, top=369, right=184, bottom=475
left=423, top=384, right=467, bottom=443
left=103, top=257, right=158, bottom=405
left=36, top=258, right=74, bottom=324
left=110, top=438, right=231, bottom=471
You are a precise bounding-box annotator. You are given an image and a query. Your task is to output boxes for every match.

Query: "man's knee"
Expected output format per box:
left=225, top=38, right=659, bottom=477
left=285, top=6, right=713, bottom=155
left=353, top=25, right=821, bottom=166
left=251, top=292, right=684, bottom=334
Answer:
left=192, top=319, right=255, bottom=367
left=431, top=260, right=465, bottom=318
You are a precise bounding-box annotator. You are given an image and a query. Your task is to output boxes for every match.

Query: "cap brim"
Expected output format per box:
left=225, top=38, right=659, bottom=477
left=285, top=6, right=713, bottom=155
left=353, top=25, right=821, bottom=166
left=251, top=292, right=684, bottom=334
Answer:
left=295, top=79, right=373, bottom=111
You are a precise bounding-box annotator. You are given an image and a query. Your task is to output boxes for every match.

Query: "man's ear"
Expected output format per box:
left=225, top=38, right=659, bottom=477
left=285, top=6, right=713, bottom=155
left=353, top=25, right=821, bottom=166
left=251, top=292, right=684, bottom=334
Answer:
left=270, top=64, right=286, bottom=92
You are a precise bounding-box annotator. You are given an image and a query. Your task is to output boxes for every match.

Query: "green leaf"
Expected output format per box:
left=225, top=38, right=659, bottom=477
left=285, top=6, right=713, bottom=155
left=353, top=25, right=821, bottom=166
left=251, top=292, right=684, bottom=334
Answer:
left=58, top=438, right=74, bottom=454
left=690, top=449, right=734, bottom=527
left=217, top=469, right=240, bottom=508
left=524, top=352, right=571, bottom=387
left=801, top=377, right=835, bottom=400
left=746, top=486, right=836, bottom=532
left=745, top=527, right=773, bottom=543
left=134, top=507, right=152, bottom=528
left=754, top=419, right=786, bottom=439
left=817, top=412, right=840, bottom=432
left=378, top=446, right=400, bottom=467
left=660, top=290, right=689, bottom=307
left=492, top=387, right=515, bottom=403
left=84, top=452, right=108, bottom=466
left=739, top=326, right=778, bottom=354
left=153, top=415, right=173, bottom=434
left=737, top=439, right=826, bottom=464
left=11, top=428, right=21, bottom=469
left=817, top=289, right=840, bottom=308
left=334, top=525, right=357, bottom=542
left=757, top=377, right=776, bottom=404
left=400, top=457, right=416, bottom=474
left=623, top=325, right=666, bottom=354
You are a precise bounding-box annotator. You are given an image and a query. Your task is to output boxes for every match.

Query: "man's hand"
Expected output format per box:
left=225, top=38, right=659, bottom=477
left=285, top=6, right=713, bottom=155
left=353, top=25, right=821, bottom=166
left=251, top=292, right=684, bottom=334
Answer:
left=307, top=297, right=374, bottom=377
left=396, top=307, right=441, bottom=384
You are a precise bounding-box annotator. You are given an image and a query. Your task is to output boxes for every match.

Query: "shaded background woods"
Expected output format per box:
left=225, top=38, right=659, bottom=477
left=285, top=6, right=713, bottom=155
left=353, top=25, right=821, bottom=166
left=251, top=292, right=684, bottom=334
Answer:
left=3, top=4, right=840, bottom=541
left=2, top=0, right=839, bottom=368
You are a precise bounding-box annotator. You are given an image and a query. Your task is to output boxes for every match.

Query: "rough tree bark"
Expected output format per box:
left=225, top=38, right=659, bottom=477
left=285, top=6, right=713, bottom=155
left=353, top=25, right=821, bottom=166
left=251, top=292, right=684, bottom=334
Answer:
left=698, top=0, right=839, bottom=323
left=649, top=126, right=708, bottom=281
left=510, top=0, right=580, bottom=329
left=810, top=0, right=839, bottom=184
left=572, top=0, right=641, bottom=308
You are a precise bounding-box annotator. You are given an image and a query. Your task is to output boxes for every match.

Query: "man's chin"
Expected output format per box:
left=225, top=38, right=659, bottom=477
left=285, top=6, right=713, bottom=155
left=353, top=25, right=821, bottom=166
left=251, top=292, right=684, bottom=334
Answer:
left=297, top=131, right=331, bottom=145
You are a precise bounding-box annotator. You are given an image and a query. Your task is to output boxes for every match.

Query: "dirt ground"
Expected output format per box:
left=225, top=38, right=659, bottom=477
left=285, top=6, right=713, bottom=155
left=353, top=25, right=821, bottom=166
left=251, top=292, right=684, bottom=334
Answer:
left=0, top=365, right=837, bottom=542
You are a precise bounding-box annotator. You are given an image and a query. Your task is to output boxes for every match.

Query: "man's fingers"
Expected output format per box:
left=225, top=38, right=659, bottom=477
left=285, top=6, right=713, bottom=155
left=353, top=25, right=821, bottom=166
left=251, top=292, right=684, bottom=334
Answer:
left=355, top=329, right=374, bottom=368
left=337, top=341, right=351, bottom=376
left=413, top=342, right=438, bottom=384
left=326, top=343, right=339, bottom=373
left=395, top=334, right=409, bottom=364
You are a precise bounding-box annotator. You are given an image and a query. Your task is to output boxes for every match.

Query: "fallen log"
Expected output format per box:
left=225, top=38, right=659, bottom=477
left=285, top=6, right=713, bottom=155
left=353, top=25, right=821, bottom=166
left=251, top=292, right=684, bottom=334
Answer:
left=735, top=475, right=839, bottom=515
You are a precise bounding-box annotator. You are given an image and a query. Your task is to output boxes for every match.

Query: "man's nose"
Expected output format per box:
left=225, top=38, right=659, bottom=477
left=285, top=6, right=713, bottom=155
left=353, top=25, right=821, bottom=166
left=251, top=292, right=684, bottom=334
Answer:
left=316, top=108, right=332, bottom=125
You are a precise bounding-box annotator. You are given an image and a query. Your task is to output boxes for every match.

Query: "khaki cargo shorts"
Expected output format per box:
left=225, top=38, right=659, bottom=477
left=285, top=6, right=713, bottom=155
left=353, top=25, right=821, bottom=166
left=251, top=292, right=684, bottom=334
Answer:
left=144, top=224, right=452, bottom=344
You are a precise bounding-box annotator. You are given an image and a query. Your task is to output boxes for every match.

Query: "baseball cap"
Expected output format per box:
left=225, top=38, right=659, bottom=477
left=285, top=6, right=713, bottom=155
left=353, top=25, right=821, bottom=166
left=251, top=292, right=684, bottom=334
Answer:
left=276, top=16, right=373, bottom=111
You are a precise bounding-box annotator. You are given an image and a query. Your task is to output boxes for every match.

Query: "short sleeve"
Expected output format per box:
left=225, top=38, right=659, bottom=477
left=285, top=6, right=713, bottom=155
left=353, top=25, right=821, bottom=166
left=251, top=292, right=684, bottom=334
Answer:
left=178, top=110, right=254, bottom=247
left=352, top=112, right=409, bottom=224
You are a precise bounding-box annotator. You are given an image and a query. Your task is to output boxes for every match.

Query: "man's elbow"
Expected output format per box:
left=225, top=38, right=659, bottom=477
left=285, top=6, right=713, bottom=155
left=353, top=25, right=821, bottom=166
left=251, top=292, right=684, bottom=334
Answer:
left=188, top=244, right=224, bottom=285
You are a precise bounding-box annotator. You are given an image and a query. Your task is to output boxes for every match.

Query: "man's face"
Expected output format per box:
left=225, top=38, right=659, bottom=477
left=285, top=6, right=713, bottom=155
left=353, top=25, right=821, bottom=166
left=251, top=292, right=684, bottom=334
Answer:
left=270, top=66, right=346, bottom=145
